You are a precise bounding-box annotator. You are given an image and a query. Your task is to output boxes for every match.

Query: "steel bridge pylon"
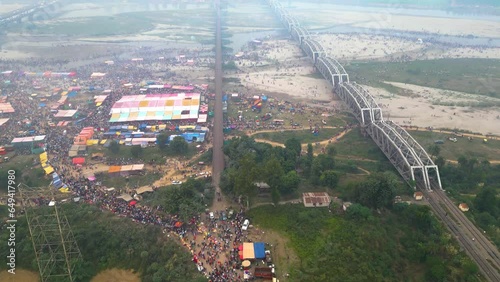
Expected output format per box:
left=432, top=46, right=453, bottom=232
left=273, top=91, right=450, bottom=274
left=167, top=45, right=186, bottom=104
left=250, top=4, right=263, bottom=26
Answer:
left=386, top=120, right=442, bottom=190
left=301, top=39, right=327, bottom=64
left=366, top=122, right=427, bottom=188
left=316, top=56, right=349, bottom=86
left=337, top=84, right=373, bottom=126
left=19, top=184, right=82, bottom=282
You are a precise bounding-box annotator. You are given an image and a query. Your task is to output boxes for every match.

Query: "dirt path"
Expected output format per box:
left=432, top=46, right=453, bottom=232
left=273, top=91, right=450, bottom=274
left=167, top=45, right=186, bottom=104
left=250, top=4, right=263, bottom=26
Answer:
left=253, top=128, right=352, bottom=153
left=91, top=269, right=140, bottom=282
left=409, top=127, right=499, bottom=140
left=445, top=159, right=500, bottom=164
left=246, top=126, right=340, bottom=136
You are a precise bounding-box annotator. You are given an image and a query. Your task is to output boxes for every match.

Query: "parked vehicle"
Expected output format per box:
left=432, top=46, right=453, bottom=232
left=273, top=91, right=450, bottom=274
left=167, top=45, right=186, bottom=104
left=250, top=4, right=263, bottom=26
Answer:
left=242, top=219, right=250, bottom=230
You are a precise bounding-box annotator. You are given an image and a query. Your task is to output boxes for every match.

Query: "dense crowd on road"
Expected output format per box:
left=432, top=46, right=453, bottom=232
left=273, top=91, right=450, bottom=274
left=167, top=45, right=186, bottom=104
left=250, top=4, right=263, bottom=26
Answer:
left=1, top=46, right=259, bottom=280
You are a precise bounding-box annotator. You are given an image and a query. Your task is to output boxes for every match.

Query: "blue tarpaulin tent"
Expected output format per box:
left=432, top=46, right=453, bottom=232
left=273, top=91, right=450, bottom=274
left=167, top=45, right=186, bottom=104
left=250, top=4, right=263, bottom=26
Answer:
left=39, top=103, right=46, bottom=107
left=52, top=173, right=64, bottom=189
left=253, top=242, right=265, bottom=259
left=67, top=91, right=78, bottom=98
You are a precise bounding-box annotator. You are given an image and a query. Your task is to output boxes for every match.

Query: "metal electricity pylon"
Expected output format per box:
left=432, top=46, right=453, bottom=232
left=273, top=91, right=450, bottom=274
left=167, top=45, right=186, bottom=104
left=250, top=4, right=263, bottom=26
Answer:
left=19, top=184, right=82, bottom=282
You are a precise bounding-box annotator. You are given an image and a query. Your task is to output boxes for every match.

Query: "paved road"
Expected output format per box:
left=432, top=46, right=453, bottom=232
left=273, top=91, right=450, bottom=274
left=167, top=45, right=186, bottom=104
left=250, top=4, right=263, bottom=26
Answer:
left=423, top=188, right=500, bottom=281
left=211, top=0, right=224, bottom=195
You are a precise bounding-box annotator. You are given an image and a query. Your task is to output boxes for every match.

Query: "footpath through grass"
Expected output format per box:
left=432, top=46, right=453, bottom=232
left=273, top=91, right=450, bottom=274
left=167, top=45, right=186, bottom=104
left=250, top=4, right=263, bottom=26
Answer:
left=252, top=127, right=344, bottom=144
left=408, top=130, right=500, bottom=161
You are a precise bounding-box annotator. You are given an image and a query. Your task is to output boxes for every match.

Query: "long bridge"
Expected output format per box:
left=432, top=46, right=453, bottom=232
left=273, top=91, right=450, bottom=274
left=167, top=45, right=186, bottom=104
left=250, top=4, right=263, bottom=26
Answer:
left=267, top=0, right=500, bottom=281
left=0, top=0, right=61, bottom=26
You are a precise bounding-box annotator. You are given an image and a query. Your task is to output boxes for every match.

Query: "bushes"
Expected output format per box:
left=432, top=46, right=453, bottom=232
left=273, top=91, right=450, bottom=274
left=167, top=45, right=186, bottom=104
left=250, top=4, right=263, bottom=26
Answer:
left=248, top=204, right=480, bottom=282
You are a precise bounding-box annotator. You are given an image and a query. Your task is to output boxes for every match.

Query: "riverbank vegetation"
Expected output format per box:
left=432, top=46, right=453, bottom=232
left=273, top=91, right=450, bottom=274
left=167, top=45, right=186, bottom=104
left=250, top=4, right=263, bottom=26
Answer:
left=248, top=202, right=480, bottom=281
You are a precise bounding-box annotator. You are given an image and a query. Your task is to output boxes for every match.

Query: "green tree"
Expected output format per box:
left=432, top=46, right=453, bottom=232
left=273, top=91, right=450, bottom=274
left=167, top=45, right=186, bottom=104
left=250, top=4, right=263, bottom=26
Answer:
left=271, top=187, right=280, bottom=205
left=280, top=170, right=301, bottom=195
left=474, top=186, right=499, bottom=216
left=170, top=136, right=188, bottom=155
left=326, top=145, right=337, bottom=157
left=234, top=153, right=259, bottom=201
left=307, top=143, right=314, bottom=161
left=352, top=172, right=399, bottom=209
left=428, top=144, right=441, bottom=158
left=131, top=145, right=143, bottom=158
left=435, top=156, right=446, bottom=168
left=157, top=133, right=169, bottom=151
left=346, top=203, right=372, bottom=220
left=285, top=138, right=301, bottom=156
left=262, top=157, right=284, bottom=191
left=310, top=154, right=335, bottom=184
left=109, top=140, right=120, bottom=154
left=320, top=170, right=339, bottom=188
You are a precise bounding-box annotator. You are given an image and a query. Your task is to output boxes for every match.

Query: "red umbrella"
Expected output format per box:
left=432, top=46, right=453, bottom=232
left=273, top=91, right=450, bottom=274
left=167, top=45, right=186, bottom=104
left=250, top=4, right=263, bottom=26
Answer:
left=129, top=200, right=137, bottom=206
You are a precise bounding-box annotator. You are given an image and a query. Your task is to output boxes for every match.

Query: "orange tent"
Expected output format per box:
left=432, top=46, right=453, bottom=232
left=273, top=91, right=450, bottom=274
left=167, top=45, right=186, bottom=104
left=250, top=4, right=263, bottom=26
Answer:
left=108, top=166, right=121, bottom=173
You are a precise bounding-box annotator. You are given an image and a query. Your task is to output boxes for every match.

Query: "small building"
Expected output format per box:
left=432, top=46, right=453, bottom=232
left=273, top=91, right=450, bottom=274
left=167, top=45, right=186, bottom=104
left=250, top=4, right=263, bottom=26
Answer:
left=254, top=182, right=270, bottom=193
left=414, top=192, right=424, bottom=201
left=342, top=201, right=352, bottom=211
left=302, top=192, right=330, bottom=208
left=459, top=203, right=469, bottom=212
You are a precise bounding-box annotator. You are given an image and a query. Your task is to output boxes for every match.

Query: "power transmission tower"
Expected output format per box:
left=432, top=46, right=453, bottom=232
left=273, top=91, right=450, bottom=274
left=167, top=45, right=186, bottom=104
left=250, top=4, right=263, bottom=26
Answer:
left=19, top=184, right=82, bottom=282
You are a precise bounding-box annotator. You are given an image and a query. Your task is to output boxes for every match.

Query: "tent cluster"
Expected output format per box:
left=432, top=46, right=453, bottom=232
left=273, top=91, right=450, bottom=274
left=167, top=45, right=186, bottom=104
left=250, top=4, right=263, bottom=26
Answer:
left=0, top=102, right=15, bottom=113
left=39, top=152, right=54, bottom=175
left=93, top=95, right=108, bottom=107
left=239, top=242, right=266, bottom=260
left=108, top=164, right=145, bottom=176
left=51, top=172, right=69, bottom=193
left=23, top=71, right=76, bottom=78
left=109, top=93, right=202, bottom=123
left=73, top=127, right=94, bottom=145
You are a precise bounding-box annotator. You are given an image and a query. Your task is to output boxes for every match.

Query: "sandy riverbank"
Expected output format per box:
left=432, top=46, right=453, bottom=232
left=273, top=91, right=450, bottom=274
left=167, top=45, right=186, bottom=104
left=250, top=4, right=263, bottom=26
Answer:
left=293, top=8, right=500, bottom=38
left=233, top=37, right=500, bottom=135
left=316, top=34, right=500, bottom=61
left=364, top=82, right=500, bottom=135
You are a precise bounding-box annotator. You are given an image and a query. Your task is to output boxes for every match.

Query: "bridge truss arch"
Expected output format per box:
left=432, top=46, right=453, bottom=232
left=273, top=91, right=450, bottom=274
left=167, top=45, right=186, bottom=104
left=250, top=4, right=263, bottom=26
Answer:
left=385, top=121, right=442, bottom=190
left=367, top=122, right=427, bottom=188
left=346, top=82, right=383, bottom=122
left=316, top=56, right=349, bottom=86
left=266, top=0, right=442, bottom=192
left=291, top=26, right=310, bottom=44
left=301, top=39, right=326, bottom=63
left=338, top=83, right=372, bottom=125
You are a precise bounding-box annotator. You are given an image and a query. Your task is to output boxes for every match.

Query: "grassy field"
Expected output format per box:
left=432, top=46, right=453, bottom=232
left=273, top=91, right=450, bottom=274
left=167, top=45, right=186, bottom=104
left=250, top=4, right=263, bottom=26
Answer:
left=226, top=100, right=350, bottom=129
left=252, top=127, right=344, bottom=144
left=333, top=128, right=388, bottom=161
left=346, top=59, right=500, bottom=99
left=408, top=130, right=500, bottom=161
left=0, top=154, right=50, bottom=194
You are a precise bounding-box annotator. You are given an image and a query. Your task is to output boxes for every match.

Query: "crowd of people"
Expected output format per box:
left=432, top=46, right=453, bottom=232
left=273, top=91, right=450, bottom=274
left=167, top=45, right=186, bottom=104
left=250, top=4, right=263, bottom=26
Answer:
left=0, top=44, right=266, bottom=281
